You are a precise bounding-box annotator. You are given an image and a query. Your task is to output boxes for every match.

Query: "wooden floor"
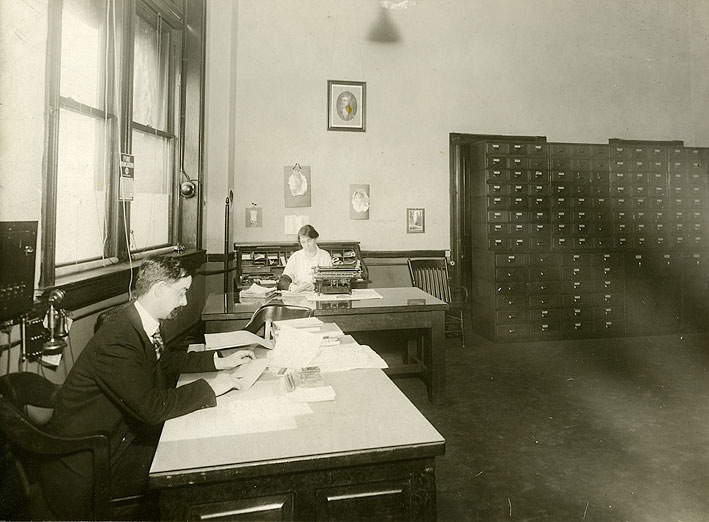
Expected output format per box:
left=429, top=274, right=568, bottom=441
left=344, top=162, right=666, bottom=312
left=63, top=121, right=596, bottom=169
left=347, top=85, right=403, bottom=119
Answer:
left=386, top=330, right=709, bottom=522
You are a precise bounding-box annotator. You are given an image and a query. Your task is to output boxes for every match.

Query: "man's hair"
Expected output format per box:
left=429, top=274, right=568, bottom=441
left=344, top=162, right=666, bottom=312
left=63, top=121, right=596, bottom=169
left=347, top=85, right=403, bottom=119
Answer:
left=134, top=255, right=191, bottom=298
left=297, top=224, right=319, bottom=240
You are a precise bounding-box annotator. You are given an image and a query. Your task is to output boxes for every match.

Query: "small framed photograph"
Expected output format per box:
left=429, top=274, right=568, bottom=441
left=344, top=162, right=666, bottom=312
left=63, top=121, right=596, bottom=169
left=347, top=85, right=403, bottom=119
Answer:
left=407, top=208, right=425, bottom=233
left=328, top=80, right=366, bottom=132
left=349, top=184, right=370, bottom=220
left=284, top=164, right=311, bottom=208
left=245, top=207, right=262, bottom=228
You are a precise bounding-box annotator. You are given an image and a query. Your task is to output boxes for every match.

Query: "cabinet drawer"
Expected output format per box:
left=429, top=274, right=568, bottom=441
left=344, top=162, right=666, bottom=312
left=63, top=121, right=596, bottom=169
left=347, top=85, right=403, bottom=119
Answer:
left=527, top=281, right=560, bottom=294
left=495, top=267, right=528, bottom=281
left=495, top=253, right=529, bottom=267
left=562, top=321, right=595, bottom=336
left=531, top=170, right=549, bottom=182
left=486, top=169, right=507, bottom=182
left=496, top=295, right=526, bottom=309
left=561, top=279, right=601, bottom=293
left=510, top=210, right=531, bottom=222
left=487, top=196, right=510, bottom=209
left=487, top=210, right=510, bottom=222
left=495, top=324, right=529, bottom=338
left=509, top=170, right=530, bottom=182
left=528, top=267, right=560, bottom=280
left=486, top=183, right=508, bottom=195
left=528, top=321, right=561, bottom=336
left=528, top=294, right=560, bottom=308
left=496, top=283, right=527, bottom=295
left=530, top=196, right=550, bottom=209
left=528, top=308, right=560, bottom=322
left=595, top=307, right=623, bottom=320
left=495, top=310, right=528, bottom=324
left=562, top=293, right=600, bottom=307
left=562, top=266, right=599, bottom=280
left=488, top=223, right=510, bottom=235
left=529, top=253, right=561, bottom=267
left=563, top=307, right=594, bottom=320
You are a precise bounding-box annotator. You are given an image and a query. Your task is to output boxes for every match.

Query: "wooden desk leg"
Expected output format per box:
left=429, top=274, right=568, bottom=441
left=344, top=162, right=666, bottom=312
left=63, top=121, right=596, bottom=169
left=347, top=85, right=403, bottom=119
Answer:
left=429, top=311, right=446, bottom=405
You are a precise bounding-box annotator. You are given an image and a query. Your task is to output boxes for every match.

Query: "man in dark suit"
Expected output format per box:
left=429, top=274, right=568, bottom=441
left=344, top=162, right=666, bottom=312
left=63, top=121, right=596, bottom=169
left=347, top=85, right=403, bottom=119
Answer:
left=41, top=255, right=254, bottom=519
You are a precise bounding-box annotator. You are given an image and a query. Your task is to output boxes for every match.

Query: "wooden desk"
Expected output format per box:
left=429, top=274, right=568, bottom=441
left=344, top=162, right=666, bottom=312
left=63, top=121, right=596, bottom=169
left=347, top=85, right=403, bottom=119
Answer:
left=202, top=288, right=448, bottom=403
left=149, top=369, right=445, bottom=521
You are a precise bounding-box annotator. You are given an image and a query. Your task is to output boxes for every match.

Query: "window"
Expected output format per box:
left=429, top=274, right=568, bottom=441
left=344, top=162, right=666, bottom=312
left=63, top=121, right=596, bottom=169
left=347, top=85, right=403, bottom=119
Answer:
left=43, top=0, right=187, bottom=284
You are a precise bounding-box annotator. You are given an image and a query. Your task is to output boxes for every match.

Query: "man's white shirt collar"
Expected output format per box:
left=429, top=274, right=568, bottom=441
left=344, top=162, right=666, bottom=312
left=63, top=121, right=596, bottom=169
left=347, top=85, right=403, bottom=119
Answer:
left=134, top=300, right=160, bottom=338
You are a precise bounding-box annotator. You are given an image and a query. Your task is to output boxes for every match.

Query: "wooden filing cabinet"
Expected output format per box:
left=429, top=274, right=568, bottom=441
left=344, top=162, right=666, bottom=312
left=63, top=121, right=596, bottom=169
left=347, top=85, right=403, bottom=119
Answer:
left=465, top=135, right=709, bottom=342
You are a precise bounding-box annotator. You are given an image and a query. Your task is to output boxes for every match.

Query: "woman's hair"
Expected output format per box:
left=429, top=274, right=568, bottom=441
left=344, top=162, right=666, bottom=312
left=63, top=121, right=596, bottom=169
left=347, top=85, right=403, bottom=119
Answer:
left=134, top=255, right=191, bottom=297
left=297, top=224, right=319, bottom=240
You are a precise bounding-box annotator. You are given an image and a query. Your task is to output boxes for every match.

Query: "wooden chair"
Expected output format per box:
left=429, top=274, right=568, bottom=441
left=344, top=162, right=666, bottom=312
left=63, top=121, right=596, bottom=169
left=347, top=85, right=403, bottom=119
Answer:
left=243, top=303, right=314, bottom=340
left=407, top=257, right=468, bottom=348
left=0, top=372, right=155, bottom=521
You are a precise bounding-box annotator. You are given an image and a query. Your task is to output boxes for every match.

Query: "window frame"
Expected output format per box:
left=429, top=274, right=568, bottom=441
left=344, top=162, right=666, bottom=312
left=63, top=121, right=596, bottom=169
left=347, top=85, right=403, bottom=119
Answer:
left=41, top=0, right=189, bottom=288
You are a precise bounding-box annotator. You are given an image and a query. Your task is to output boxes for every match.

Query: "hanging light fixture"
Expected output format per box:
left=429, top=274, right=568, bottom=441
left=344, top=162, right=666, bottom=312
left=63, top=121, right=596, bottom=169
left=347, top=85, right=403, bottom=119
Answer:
left=380, top=0, right=417, bottom=9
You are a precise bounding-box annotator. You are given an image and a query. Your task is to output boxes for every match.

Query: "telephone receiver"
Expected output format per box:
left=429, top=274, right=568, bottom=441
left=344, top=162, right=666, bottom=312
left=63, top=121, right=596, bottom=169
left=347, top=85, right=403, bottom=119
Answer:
left=43, top=289, right=68, bottom=354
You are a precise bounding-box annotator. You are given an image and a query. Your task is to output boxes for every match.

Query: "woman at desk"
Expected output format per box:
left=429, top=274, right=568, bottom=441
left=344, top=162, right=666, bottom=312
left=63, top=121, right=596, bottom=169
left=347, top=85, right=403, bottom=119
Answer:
left=278, top=224, right=332, bottom=292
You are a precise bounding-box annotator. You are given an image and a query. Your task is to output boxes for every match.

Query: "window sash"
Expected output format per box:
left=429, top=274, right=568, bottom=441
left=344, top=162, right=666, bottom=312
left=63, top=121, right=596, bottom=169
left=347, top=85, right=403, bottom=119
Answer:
left=44, top=0, right=186, bottom=284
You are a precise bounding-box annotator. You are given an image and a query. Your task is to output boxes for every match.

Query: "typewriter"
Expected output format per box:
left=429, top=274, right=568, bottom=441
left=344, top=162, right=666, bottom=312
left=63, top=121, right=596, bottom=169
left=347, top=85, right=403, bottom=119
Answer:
left=312, top=264, right=362, bottom=294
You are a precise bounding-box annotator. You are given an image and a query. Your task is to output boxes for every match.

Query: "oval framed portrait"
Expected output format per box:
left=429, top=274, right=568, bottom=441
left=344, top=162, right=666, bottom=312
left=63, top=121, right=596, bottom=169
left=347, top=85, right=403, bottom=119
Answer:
left=328, top=80, right=366, bottom=132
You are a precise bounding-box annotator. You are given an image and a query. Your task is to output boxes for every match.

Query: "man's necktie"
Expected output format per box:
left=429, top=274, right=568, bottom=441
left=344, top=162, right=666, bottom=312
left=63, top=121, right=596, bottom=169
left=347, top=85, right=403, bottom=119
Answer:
left=151, top=330, right=164, bottom=360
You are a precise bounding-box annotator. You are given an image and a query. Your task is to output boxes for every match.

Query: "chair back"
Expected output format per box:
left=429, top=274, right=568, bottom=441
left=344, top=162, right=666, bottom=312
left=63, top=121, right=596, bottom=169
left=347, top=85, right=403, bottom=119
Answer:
left=0, top=373, right=111, bottom=520
left=407, top=258, right=452, bottom=303
left=243, top=304, right=314, bottom=339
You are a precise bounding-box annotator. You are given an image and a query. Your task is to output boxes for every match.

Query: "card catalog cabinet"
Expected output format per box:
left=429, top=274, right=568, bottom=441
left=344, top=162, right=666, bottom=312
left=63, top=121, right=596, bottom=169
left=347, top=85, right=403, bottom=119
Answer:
left=468, top=136, right=709, bottom=342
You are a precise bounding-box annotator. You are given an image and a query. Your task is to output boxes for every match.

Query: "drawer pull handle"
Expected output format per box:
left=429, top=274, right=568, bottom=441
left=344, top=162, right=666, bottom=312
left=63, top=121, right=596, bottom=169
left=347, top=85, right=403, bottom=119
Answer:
left=198, top=502, right=286, bottom=520
left=328, top=489, right=404, bottom=502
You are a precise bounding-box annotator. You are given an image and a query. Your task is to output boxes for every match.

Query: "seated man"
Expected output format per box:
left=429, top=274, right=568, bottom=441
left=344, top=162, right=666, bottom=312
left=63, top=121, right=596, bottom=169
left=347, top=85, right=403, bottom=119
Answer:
left=41, top=255, right=253, bottom=519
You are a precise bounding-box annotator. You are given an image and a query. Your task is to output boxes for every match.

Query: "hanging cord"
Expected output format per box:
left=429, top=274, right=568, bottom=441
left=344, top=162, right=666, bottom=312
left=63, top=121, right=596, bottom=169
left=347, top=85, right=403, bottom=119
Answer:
left=110, top=0, right=134, bottom=299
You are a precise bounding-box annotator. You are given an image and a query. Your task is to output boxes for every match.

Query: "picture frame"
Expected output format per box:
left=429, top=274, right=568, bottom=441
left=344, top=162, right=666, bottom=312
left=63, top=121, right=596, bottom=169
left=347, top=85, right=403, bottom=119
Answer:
left=328, top=80, right=366, bottom=132
left=407, top=208, right=425, bottom=233
left=284, top=164, right=311, bottom=208
left=349, top=184, right=370, bottom=220
left=245, top=207, right=262, bottom=228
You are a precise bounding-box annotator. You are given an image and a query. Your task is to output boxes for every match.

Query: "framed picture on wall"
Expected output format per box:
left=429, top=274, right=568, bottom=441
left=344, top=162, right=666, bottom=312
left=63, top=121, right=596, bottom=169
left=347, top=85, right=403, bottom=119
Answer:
left=284, top=164, right=311, bottom=207
left=245, top=207, right=262, bottom=227
left=407, top=208, right=425, bottom=233
left=328, top=80, right=366, bottom=132
left=349, top=184, right=370, bottom=220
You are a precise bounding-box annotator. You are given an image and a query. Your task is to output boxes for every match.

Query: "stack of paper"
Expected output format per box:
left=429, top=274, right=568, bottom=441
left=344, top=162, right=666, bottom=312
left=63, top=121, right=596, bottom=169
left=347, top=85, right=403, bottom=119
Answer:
left=239, top=283, right=277, bottom=298
left=268, top=326, right=322, bottom=369
left=204, top=330, right=274, bottom=350
left=273, top=317, right=344, bottom=345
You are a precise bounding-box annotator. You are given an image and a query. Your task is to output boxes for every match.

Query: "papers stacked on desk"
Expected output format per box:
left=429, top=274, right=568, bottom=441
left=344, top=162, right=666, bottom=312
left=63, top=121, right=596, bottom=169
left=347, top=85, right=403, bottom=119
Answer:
left=239, top=282, right=277, bottom=298
left=204, top=329, right=274, bottom=350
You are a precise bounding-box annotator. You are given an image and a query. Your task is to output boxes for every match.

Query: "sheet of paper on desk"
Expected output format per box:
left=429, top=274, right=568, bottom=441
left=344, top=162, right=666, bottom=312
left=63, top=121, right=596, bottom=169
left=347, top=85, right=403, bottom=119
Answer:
left=160, top=394, right=313, bottom=441
left=205, top=330, right=274, bottom=350
left=313, top=340, right=388, bottom=373
left=268, top=326, right=322, bottom=369
left=287, top=385, right=336, bottom=403
left=199, top=358, right=267, bottom=392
